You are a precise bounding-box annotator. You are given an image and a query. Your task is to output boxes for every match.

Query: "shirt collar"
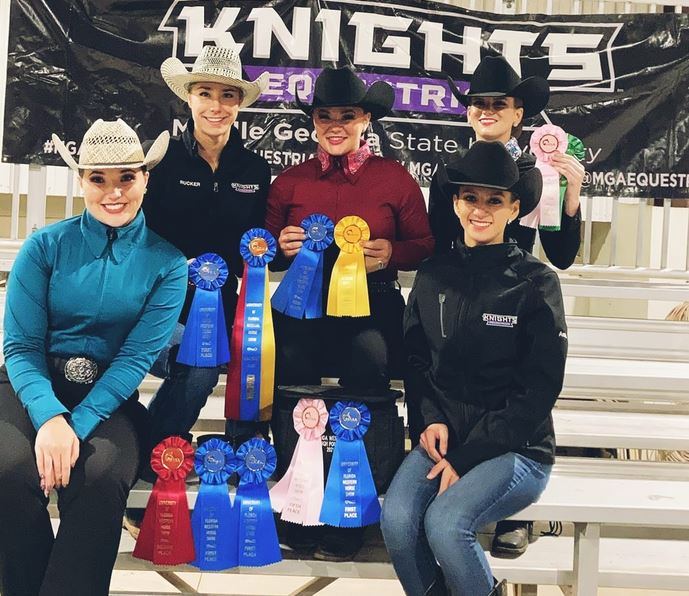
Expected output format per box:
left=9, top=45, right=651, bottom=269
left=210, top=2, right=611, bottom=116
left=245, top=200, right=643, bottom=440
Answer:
left=505, top=137, right=522, bottom=161
left=453, top=239, right=521, bottom=269
left=317, top=140, right=372, bottom=179
left=80, top=208, right=146, bottom=263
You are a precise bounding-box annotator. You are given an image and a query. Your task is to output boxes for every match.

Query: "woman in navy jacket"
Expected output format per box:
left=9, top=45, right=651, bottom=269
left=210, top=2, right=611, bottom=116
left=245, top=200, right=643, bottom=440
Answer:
left=381, top=141, right=567, bottom=596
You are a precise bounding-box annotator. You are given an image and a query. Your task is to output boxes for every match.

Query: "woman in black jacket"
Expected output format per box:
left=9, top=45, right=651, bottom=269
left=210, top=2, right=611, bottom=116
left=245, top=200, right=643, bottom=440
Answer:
left=381, top=141, right=567, bottom=596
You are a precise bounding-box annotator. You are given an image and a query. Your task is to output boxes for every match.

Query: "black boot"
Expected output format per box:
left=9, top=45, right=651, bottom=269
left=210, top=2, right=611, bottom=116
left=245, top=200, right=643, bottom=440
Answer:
left=423, top=569, right=449, bottom=596
left=489, top=579, right=508, bottom=596
left=490, top=519, right=534, bottom=558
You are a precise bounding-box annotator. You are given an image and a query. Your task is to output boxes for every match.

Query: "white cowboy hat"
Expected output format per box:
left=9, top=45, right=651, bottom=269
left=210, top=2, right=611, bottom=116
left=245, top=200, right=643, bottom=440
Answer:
left=160, top=45, right=268, bottom=108
left=51, top=119, right=169, bottom=172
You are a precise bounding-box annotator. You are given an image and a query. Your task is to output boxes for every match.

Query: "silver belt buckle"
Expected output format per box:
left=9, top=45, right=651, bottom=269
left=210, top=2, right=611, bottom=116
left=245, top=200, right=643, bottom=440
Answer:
left=64, top=357, right=98, bottom=384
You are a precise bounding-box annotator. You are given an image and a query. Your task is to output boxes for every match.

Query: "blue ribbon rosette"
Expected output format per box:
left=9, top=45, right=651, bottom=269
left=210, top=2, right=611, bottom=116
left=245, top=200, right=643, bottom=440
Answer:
left=231, top=438, right=282, bottom=566
left=271, top=213, right=335, bottom=319
left=177, top=253, right=231, bottom=367
left=320, top=401, right=381, bottom=527
left=191, top=439, right=238, bottom=570
left=225, top=229, right=277, bottom=422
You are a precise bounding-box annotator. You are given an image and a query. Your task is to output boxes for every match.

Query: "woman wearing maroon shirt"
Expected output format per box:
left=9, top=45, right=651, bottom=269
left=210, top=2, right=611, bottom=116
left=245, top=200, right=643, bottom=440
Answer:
left=266, top=67, right=433, bottom=561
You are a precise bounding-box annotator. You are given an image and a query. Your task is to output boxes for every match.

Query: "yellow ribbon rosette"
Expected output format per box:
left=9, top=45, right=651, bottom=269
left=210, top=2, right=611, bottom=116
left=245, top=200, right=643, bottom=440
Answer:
left=327, top=216, right=371, bottom=317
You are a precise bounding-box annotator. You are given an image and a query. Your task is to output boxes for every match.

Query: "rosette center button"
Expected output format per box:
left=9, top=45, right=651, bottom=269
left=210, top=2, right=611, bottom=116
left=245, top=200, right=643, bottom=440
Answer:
left=162, top=447, right=185, bottom=470
left=339, top=406, right=361, bottom=430
left=343, top=225, right=362, bottom=243
left=198, top=262, right=220, bottom=282
left=203, top=449, right=226, bottom=473
left=307, top=222, right=328, bottom=242
left=245, top=447, right=267, bottom=472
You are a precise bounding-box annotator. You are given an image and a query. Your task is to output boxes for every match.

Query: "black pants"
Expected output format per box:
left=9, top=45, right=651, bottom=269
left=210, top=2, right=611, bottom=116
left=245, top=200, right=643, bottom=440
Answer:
left=0, top=369, right=141, bottom=596
left=273, top=287, right=406, bottom=392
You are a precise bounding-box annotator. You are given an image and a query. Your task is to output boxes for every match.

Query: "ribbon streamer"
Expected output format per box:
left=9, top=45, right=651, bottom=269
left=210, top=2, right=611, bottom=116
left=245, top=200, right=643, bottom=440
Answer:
left=272, top=213, right=334, bottom=319
left=270, top=398, right=328, bottom=525
left=225, top=229, right=277, bottom=421
left=326, top=216, right=371, bottom=317
left=133, top=437, right=196, bottom=565
left=231, top=438, right=282, bottom=567
left=320, top=401, right=381, bottom=527
left=191, top=439, right=238, bottom=570
left=521, top=125, right=569, bottom=231
left=177, top=253, right=231, bottom=367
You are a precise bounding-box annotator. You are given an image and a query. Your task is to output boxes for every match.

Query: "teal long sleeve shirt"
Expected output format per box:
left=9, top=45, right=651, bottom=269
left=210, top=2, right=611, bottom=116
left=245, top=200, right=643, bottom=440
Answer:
left=3, top=209, right=187, bottom=439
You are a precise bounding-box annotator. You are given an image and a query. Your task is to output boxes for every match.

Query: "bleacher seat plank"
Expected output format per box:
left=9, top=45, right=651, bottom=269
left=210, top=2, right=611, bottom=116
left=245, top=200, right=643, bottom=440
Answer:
left=552, top=409, right=689, bottom=450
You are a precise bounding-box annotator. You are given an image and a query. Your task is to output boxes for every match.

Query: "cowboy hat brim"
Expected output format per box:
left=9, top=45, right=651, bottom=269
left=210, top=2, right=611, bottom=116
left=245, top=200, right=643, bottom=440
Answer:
left=296, top=80, right=395, bottom=120
left=447, top=75, right=550, bottom=118
left=160, top=57, right=268, bottom=108
left=51, top=131, right=170, bottom=172
left=437, top=146, right=542, bottom=217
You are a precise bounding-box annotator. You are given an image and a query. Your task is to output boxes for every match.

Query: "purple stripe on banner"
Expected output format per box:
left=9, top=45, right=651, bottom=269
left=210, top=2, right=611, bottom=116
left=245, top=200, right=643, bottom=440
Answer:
left=244, top=66, right=468, bottom=115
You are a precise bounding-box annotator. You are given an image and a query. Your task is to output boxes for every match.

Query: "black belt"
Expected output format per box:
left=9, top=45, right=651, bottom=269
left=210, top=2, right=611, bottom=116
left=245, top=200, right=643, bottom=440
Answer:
left=49, top=356, right=104, bottom=385
left=368, top=280, right=399, bottom=293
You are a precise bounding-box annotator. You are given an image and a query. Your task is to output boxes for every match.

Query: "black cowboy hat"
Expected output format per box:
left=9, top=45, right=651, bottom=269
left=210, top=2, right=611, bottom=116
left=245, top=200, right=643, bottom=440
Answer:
left=436, top=141, right=542, bottom=216
left=296, top=67, right=395, bottom=120
left=447, top=55, right=549, bottom=118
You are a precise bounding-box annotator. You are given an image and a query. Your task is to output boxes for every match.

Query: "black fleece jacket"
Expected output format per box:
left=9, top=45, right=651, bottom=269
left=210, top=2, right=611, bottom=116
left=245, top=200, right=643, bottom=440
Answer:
left=143, top=122, right=270, bottom=326
left=404, top=241, right=567, bottom=475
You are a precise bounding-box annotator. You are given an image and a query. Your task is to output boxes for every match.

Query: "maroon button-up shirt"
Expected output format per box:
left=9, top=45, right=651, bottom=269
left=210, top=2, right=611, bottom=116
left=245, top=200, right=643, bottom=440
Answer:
left=266, top=152, right=434, bottom=281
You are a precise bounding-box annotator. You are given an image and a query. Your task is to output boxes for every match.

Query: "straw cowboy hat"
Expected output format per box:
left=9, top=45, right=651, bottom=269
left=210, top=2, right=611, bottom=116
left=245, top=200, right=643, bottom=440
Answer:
left=51, top=119, right=169, bottom=172
left=447, top=55, right=550, bottom=118
left=436, top=141, right=543, bottom=216
left=295, top=67, right=395, bottom=120
left=160, top=45, right=268, bottom=108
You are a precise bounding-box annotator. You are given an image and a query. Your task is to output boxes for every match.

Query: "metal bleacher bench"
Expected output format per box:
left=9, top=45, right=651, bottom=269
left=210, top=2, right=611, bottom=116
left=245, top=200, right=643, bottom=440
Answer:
left=115, top=314, right=689, bottom=596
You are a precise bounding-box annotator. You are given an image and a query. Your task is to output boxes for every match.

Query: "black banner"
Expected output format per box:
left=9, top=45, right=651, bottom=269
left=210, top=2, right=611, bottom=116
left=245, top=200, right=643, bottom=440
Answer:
left=4, top=0, right=689, bottom=196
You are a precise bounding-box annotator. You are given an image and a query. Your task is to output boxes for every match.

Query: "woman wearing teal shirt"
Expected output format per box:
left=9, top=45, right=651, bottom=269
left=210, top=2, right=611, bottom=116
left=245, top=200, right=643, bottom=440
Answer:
left=0, top=119, right=187, bottom=596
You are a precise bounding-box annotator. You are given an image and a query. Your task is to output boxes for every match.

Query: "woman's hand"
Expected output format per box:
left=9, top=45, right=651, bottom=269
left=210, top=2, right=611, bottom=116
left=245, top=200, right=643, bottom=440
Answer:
left=419, top=423, right=449, bottom=463
left=278, top=225, right=306, bottom=258
left=551, top=152, right=585, bottom=217
left=427, top=458, right=460, bottom=496
left=35, top=415, right=79, bottom=496
left=362, top=238, right=392, bottom=273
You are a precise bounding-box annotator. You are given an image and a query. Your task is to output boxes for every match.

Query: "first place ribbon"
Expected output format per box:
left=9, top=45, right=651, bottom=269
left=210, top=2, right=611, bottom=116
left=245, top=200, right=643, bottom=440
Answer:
left=225, top=229, right=277, bottom=422
left=272, top=213, right=334, bottom=319
left=177, top=253, right=231, bottom=367
left=133, top=437, right=196, bottom=565
left=326, top=216, right=370, bottom=317
left=319, top=401, right=381, bottom=527
left=191, top=439, right=238, bottom=571
left=521, top=124, right=569, bottom=231
left=232, top=438, right=282, bottom=567
left=270, top=398, right=329, bottom=526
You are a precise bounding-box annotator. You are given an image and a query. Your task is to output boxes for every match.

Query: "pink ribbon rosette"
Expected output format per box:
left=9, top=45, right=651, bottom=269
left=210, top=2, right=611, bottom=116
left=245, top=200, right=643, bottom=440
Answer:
left=270, top=398, right=329, bottom=526
left=521, top=124, right=568, bottom=230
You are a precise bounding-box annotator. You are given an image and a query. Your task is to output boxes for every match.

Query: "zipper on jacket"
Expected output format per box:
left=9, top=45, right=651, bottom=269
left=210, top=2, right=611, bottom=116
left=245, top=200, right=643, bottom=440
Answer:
left=438, top=293, right=447, bottom=338
left=213, top=181, right=219, bottom=192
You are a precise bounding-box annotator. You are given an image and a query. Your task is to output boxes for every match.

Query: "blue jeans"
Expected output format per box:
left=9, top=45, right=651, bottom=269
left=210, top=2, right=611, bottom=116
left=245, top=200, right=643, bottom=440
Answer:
left=147, top=324, right=221, bottom=446
left=381, top=446, right=551, bottom=596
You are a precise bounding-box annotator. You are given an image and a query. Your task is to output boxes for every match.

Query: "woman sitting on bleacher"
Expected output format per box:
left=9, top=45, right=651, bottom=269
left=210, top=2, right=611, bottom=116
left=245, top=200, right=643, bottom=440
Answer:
left=0, top=120, right=187, bottom=596
left=381, top=141, right=567, bottom=596
left=266, top=66, right=434, bottom=561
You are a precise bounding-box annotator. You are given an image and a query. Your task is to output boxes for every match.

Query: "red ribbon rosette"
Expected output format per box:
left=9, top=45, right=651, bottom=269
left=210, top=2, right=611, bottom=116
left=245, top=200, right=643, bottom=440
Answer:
left=133, top=436, right=196, bottom=565
left=270, top=398, right=328, bottom=525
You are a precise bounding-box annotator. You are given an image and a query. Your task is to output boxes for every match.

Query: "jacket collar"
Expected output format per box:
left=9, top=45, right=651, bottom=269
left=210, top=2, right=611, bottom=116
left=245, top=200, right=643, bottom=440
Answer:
left=80, top=208, right=146, bottom=263
left=317, top=140, right=372, bottom=181
left=453, top=240, right=521, bottom=269
left=182, top=118, right=243, bottom=167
